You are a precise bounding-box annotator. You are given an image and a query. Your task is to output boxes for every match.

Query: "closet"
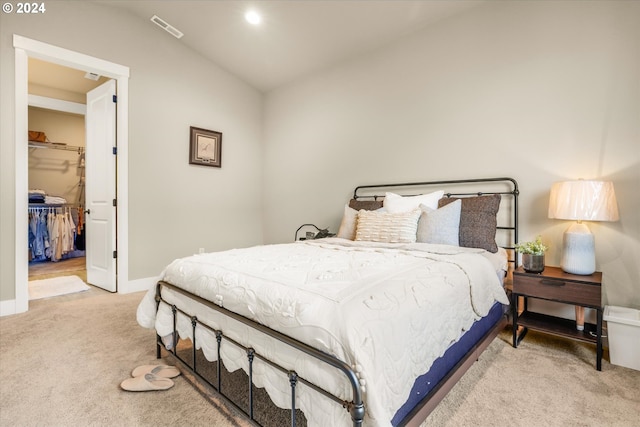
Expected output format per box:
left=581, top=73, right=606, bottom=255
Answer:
left=28, top=106, right=87, bottom=280
left=26, top=57, right=118, bottom=294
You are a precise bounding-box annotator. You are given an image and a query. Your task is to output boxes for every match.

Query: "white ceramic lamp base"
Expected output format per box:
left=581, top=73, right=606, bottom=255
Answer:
left=561, top=222, right=596, bottom=275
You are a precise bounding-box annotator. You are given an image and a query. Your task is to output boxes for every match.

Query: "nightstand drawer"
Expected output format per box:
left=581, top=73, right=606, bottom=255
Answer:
left=513, top=274, right=600, bottom=307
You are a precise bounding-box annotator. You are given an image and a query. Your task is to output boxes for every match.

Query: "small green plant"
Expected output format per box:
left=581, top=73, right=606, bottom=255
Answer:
left=515, top=236, right=548, bottom=255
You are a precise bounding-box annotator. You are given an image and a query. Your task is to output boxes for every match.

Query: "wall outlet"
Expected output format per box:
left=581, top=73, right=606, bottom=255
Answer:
left=198, top=248, right=205, bottom=254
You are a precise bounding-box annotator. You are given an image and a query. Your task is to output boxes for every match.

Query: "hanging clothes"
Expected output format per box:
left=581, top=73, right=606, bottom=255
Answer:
left=28, top=205, right=83, bottom=262
left=75, top=207, right=85, bottom=250
left=28, top=209, right=50, bottom=261
left=66, top=209, right=76, bottom=252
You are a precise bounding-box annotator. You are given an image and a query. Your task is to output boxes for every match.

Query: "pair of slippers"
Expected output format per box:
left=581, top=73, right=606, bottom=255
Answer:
left=120, top=364, right=181, bottom=392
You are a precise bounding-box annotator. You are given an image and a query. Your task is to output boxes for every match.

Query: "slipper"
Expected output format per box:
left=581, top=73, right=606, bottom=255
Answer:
left=131, top=364, right=180, bottom=379
left=121, top=373, right=174, bottom=391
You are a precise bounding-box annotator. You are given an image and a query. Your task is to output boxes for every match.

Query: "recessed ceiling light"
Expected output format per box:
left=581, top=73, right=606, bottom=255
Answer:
left=245, top=10, right=261, bottom=25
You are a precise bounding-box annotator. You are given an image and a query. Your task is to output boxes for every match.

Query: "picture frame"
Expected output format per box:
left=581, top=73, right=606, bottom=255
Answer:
left=189, top=126, right=222, bottom=167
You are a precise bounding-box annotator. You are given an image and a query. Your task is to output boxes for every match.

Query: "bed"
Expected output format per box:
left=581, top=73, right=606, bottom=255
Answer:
left=136, top=177, right=519, bottom=427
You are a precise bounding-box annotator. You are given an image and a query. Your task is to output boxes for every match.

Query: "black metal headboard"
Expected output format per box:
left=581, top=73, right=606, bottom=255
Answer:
left=352, top=177, right=519, bottom=266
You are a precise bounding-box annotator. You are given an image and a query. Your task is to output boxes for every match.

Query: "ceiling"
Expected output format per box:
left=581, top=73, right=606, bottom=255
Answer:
left=29, top=58, right=110, bottom=95
left=99, top=1, right=483, bottom=92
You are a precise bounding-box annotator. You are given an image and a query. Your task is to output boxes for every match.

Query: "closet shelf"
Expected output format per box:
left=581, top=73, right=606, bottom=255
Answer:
left=28, top=141, right=84, bottom=153
left=29, top=203, right=79, bottom=208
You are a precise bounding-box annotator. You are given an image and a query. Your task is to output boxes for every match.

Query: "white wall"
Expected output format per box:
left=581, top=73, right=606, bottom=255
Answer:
left=0, top=1, right=264, bottom=301
left=263, top=1, right=640, bottom=309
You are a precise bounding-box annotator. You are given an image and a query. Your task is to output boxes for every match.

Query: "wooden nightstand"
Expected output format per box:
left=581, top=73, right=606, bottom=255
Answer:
left=511, top=266, right=603, bottom=370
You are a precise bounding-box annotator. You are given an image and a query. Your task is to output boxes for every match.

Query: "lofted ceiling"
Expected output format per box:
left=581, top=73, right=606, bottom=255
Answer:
left=98, top=0, right=483, bottom=92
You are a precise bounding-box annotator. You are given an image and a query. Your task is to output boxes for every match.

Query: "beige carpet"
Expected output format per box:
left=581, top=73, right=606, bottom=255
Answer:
left=1, top=289, right=638, bottom=427
left=0, top=288, right=246, bottom=427
left=421, top=330, right=640, bottom=427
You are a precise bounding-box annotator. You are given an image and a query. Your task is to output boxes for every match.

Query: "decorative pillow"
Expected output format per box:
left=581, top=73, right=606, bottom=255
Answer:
left=355, top=209, right=421, bottom=243
left=338, top=200, right=385, bottom=240
left=348, top=199, right=384, bottom=211
left=438, top=194, right=501, bottom=253
left=416, top=199, right=461, bottom=246
left=337, top=205, right=359, bottom=240
left=383, top=190, right=444, bottom=213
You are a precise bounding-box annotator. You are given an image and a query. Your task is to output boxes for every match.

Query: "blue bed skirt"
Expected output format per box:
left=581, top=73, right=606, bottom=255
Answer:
left=392, top=302, right=505, bottom=425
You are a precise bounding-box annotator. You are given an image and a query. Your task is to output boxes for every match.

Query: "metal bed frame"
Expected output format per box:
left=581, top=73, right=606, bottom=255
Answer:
left=154, top=177, right=519, bottom=427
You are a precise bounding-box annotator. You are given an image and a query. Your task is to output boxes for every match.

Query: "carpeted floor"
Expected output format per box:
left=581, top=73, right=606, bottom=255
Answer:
left=421, top=330, right=640, bottom=427
left=1, top=288, right=638, bottom=427
left=0, top=288, right=246, bottom=427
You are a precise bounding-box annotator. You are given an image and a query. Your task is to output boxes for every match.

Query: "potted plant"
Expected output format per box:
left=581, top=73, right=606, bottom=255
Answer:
left=515, top=235, right=548, bottom=273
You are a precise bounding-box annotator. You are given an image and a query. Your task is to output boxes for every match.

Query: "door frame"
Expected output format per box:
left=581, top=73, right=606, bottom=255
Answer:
left=13, top=34, right=130, bottom=313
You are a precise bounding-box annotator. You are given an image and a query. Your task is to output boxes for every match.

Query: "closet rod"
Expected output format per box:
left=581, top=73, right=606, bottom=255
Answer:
left=28, top=141, right=84, bottom=153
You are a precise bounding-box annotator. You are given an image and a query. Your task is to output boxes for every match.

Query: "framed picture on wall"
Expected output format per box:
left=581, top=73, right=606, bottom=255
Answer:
left=189, top=126, right=222, bottom=167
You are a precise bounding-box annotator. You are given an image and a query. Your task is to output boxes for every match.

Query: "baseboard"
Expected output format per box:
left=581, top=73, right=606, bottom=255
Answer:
left=119, top=276, right=158, bottom=294
left=0, top=298, right=17, bottom=317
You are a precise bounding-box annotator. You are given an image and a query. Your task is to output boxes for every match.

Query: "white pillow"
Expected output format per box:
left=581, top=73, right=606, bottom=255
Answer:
left=416, top=200, right=461, bottom=246
left=355, top=209, right=421, bottom=243
left=337, top=205, right=358, bottom=240
left=383, top=190, right=445, bottom=213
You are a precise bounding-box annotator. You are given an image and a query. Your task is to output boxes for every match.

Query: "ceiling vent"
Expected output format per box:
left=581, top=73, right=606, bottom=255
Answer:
left=150, top=15, right=184, bottom=39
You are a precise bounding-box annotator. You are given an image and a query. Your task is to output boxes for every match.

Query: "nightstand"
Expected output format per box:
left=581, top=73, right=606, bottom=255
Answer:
left=511, top=265, right=603, bottom=371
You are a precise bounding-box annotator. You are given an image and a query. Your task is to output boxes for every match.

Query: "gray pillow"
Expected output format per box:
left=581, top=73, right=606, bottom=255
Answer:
left=438, top=194, right=501, bottom=253
left=417, top=199, right=461, bottom=246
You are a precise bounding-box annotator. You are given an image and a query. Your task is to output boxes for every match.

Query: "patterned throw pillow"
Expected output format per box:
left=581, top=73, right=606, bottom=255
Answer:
left=438, top=194, right=501, bottom=252
left=355, top=209, right=421, bottom=243
left=337, top=200, right=385, bottom=240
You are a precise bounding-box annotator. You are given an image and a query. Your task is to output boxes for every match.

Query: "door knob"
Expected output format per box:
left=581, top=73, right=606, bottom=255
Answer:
left=84, top=209, right=91, bottom=214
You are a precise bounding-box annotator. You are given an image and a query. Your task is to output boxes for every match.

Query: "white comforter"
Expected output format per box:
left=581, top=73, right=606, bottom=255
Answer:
left=137, top=238, right=509, bottom=426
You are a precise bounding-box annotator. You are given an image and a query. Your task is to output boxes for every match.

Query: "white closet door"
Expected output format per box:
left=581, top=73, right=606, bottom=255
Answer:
left=85, top=80, right=117, bottom=292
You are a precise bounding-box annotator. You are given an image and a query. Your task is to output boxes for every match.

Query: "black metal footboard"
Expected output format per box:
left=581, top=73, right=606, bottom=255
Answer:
left=154, top=280, right=365, bottom=427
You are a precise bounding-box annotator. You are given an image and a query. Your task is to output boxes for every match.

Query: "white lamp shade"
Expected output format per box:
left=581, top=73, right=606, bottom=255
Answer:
left=548, top=180, right=619, bottom=222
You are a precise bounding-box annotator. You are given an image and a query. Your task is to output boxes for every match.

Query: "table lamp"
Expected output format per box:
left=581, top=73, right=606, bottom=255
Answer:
left=548, top=180, right=618, bottom=331
left=548, top=180, right=619, bottom=276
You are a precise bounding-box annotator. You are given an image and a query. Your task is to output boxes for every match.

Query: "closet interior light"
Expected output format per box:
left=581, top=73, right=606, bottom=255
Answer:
left=245, top=10, right=262, bottom=25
